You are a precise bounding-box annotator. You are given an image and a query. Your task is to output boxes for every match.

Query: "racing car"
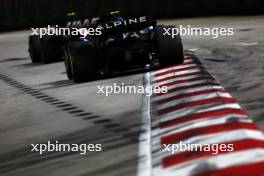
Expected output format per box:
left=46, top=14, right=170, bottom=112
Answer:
left=28, top=14, right=184, bottom=83
left=28, top=12, right=77, bottom=64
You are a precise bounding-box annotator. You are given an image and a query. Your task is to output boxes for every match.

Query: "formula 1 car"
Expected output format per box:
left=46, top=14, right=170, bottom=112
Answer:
left=63, top=16, right=184, bottom=82
left=28, top=15, right=100, bottom=64
left=28, top=15, right=184, bottom=83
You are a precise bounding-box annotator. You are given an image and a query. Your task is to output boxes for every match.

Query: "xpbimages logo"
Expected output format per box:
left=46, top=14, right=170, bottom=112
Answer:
left=31, top=141, right=102, bottom=155
left=31, top=25, right=102, bottom=38
left=163, top=141, right=234, bottom=155
left=163, top=25, right=234, bottom=39
left=30, top=16, right=149, bottom=38
left=97, top=83, right=168, bottom=96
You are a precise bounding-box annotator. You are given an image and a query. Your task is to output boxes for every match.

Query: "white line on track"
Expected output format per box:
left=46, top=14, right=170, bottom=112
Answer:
left=137, top=72, right=152, bottom=176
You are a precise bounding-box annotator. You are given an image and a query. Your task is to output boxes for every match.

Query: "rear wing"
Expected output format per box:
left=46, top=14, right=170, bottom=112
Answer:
left=98, top=16, right=157, bottom=35
left=64, top=16, right=156, bottom=37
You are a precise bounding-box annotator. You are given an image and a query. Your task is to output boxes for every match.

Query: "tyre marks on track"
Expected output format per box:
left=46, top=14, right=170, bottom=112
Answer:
left=0, top=72, right=143, bottom=175
left=0, top=73, right=132, bottom=134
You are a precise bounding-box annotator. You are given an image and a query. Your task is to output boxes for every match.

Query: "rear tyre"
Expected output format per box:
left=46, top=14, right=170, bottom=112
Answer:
left=41, top=36, right=63, bottom=64
left=67, top=41, right=99, bottom=83
left=41, top=45, right=53, bottom=64
left=29, top=35, right=42, bottom=63
left=155, top=25, right=184, bottom=67
left=63, top=46, right=73, bottom=80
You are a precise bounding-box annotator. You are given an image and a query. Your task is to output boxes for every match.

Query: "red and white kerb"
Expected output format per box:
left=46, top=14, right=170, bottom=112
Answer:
left=138, top=51, right=264, bottom=176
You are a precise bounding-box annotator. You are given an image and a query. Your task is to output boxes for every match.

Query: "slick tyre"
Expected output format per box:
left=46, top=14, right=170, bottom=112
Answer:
left=41, top=44, right=54, bottom=64
left=155, top=25, right=184, bottom=67
left=63, top=46, right=73, bottom=80
left=67, top=41, right=99, bottom=83
left=41, top=36, right=63, bottom=64
left=29, top=35, right=42, bottom=63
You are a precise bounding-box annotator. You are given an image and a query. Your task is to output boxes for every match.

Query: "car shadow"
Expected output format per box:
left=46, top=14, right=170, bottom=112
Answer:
left=14, top=61, right=64, bottom=68
left=0, top=125, right=141, bottom=176
left=0, top=57, right=28, bottom=63
left=39, top=80, right=75, bottom=90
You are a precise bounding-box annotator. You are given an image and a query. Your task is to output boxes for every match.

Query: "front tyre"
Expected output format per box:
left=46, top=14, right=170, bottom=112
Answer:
left=41, top=36, right=63, bottom=64
left=28, top=35, right=42, bottom=63
left=63, top=46, right=73, bottom=80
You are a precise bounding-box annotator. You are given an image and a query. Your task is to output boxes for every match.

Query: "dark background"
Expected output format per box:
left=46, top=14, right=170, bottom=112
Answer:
left=1, top=0, right=264, bottom=31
